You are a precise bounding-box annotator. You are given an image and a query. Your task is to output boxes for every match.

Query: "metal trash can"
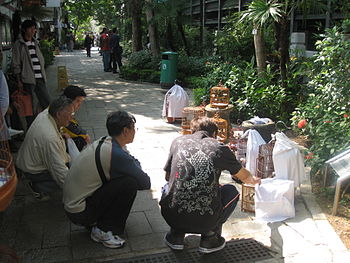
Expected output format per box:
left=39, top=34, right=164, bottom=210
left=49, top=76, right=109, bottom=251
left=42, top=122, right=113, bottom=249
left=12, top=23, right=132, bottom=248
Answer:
left=160, top=51, right=178, bottom=88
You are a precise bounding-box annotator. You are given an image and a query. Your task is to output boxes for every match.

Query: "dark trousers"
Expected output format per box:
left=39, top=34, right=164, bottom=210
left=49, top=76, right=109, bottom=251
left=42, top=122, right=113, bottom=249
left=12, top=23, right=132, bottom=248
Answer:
left=172, top=184, right=240, bottom=237
left=24, top=170, right=60, bottom=193
left=111, top=52, right=122, bottom=73
left=66, top=176, right=138, bottom=235
left=86, top=46, right=91, bottom=57
left=24, top=78, right=50, bottom=111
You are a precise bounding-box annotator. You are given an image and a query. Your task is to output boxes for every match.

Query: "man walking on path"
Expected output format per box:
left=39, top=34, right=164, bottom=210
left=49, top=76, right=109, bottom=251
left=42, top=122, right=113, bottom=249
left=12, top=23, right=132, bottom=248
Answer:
left=84, top=33, right=93, bottom=57
left=63, top=111, right=151, bottom=249
left=12, top=20, right=51, bottom=120
left=109, top=28, right=123, bottom=73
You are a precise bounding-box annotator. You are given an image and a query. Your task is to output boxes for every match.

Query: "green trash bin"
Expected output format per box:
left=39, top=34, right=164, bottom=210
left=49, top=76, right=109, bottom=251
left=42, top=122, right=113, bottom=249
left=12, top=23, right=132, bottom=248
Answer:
left=160, top=51, right=178, bottom=88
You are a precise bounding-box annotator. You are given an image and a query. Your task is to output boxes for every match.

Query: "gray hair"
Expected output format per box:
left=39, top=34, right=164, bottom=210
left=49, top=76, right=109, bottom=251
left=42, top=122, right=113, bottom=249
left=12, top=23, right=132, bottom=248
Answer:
left=48, top=96, right=72, bottom=118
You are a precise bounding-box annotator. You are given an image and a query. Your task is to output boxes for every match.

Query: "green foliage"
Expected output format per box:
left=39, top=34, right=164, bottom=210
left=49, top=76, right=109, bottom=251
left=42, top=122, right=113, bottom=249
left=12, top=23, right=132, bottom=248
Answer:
left=127, top=50, right=160, bottom=70
left=240, top=0, right=284, bottom=28
left=214, top=19, right=254, bottom=62
left=185, top=76, right=211, bottom=105
left=64, top=0, right=94, bottom=32
left=225, top=63, right=290, bottom=121
left=125, top=51, right=219, bottom=85
left=291, top=22, right=350, bottom=173
left=341, top=19, right=350, bottom=33
left=177, top=56, right=212, bottom=77
left=120, top=65, right=160, bottom=83
left=39, top=39, right=55, bottom=66
left=193, top=87, right=208, bottom=106
left=189, top=57, right=308, bottom=123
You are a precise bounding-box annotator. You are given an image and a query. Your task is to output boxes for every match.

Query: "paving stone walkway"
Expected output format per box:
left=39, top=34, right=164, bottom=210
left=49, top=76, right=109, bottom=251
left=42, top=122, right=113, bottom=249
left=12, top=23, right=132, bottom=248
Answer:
left=0, top=47, right=349, bottom=262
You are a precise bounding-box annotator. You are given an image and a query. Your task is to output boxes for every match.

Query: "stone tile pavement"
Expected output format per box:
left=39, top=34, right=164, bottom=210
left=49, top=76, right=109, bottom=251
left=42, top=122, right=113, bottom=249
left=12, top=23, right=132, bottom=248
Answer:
left=0, top=48, right=349, bottom=262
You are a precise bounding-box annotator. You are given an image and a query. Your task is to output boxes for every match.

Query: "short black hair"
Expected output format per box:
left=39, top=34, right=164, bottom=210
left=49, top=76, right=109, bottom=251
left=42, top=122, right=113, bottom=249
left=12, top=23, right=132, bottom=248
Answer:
left=48, top=96, right=72, bottom=118
left=63, top=85, right=86, bottom=100
left=106, top=111, right=136, bottom=136
left=21, top=20, right=36, bottom=32
left=190, top=117, right=218, bottom=137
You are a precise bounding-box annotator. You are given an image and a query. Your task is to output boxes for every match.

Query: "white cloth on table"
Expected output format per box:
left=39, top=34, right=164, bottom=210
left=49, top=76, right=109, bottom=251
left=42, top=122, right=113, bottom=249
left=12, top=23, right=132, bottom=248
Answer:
left=161, top=84, right=189, bottom=118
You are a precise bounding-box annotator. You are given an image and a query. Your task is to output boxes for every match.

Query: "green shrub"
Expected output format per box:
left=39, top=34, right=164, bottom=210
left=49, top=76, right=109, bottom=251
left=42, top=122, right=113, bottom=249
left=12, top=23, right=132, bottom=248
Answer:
left=127, top=50, right=160, bottom=70
left=226, top=63, right=290, bottom=121
left=193, top=87, right=208, bottom=106
left=39, top=39, right=55, bottom=66
left=120, top=66, right=159, bottom=83
left=292, top=22, right=350, bottom=173
left=138, top=69, right=160, bottom=83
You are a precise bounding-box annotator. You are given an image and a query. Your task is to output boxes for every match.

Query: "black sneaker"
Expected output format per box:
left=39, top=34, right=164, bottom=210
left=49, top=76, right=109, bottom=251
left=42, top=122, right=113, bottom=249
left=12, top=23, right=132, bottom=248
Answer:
left=164, top=231, right=185, bottom=250
left=199, top=234, right=226, bottom=254
left=28, top=182, right=50, bottom=201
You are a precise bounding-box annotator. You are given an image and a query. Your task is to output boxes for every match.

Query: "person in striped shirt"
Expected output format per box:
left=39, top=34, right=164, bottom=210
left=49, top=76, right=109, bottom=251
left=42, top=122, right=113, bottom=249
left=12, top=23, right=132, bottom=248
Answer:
left=12, top=20, right=51, bottom=126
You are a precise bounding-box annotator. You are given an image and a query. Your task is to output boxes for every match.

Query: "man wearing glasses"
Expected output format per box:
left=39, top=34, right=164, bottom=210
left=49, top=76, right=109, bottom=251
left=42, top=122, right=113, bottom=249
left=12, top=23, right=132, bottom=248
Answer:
left=16, top=97, right=74, bottom=200
left=63, top=111, right=150, bottom=249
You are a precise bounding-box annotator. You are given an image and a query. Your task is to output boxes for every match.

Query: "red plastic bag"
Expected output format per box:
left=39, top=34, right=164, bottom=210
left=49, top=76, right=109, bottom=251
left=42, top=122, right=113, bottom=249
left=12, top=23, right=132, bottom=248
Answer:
left=11, top=88, right=33, bottom=117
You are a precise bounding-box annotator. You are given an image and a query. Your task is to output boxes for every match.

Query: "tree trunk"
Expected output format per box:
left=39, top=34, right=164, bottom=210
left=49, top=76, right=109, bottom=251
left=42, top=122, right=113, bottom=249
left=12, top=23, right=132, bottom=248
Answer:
left=253, top=27, right=267, bottom=74
left=145, top=0, right=160, bottom=55
left=176, top=11, right=190, bottom=56
left=130, top=0, right=143, bottom=52
left=199, top=0, right=203, bottom=56
left=165, top=20, right=176, bottom=51
left=279, top=19, right=289, bottom=90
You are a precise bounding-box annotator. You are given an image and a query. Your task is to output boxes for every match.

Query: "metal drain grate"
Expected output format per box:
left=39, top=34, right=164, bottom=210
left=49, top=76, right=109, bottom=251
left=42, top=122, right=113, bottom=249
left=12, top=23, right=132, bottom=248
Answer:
left=109, top=238, right=275, bottom=263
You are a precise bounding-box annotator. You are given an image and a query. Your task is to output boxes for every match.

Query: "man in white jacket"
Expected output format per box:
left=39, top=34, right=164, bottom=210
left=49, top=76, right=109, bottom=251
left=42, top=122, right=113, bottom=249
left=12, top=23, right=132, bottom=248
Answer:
left=16, top=97, right=74, bottom=200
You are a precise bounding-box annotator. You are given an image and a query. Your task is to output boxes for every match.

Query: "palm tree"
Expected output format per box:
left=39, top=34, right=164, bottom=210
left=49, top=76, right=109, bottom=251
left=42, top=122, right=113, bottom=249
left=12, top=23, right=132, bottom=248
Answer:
left=240, top=0, right=283, bottom=74
left=240, top=0, right=325, bottom=85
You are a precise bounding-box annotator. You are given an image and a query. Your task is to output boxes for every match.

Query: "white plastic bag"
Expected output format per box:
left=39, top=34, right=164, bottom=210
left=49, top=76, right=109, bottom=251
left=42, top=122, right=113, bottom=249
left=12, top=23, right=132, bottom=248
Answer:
left=242, top=129, right=266, bottom=176
left=67, top=138, right=80, bottom=164
left=272, top=132, right=306, bottom=188
left=161, top=84, right=189, bottom=118
left=255, top=178, right=295, bottom=222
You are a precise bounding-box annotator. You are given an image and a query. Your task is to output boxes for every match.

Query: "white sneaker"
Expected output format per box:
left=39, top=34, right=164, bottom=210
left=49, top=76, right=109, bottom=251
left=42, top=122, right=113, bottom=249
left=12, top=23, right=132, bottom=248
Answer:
left=90, top=226, right=125, bottom=248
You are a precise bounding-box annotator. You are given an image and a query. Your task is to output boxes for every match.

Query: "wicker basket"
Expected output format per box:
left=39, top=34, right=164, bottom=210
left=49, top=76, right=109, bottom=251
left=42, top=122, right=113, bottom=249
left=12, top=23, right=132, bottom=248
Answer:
left=213, top=114, right=228, bottom=143
left=0, top=109, right=17, bottom=212
left=241, top=184, right=255, bottom=213
left=209, top=84, right=230, bottom=109
left=235, top=138, right=247, bottom=166
left=181, top=106, right=205, bottom=135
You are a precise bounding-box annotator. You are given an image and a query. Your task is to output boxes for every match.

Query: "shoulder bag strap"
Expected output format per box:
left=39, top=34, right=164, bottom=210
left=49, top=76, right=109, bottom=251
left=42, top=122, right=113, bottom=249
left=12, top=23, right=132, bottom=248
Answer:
left=95, top=136, right=108, bottom=184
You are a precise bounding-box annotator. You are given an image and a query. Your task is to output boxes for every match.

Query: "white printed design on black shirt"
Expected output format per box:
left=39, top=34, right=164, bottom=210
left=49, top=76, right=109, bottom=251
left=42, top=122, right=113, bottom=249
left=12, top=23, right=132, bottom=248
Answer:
left=171, top=138, right=218, bottom=215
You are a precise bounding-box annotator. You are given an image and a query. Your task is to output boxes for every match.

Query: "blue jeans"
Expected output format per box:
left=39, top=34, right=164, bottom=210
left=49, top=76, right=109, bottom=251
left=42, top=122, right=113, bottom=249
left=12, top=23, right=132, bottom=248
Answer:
left=102, top=50, right=111, bottom=71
